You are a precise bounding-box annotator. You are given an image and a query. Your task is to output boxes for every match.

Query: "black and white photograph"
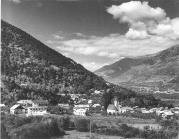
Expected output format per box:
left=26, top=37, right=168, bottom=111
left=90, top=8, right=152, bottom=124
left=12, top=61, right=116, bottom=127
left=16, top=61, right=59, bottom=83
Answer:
left=1, top=0, right=179, bottom=138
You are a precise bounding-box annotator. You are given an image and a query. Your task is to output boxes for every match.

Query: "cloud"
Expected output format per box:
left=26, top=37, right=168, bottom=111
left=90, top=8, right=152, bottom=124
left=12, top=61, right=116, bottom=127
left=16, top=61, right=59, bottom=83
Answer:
left=82, top=62, right=108, bottom=72
left=171, top=18, right=179, bottom=36
left=55, top=33, right=179, bottom=59
left=125, top=28, right=149, bottom=39
left=53, top=34, right=64, bottom=40
left=107, top=1, right=179, bottom=40
left=9, top=0, right=21, bottom=3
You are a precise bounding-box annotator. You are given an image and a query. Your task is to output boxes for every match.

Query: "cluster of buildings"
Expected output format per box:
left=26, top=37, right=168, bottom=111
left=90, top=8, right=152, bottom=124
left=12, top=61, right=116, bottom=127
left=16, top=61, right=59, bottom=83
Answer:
left=6, top=89, right=179, bottom=119
left=8, top=97, right=102, bottom=117
left=107, top=98, right=179, bottom=119
left=10, top=100, right=48, bottom=117
left=73, top=101, right=101, bottom=116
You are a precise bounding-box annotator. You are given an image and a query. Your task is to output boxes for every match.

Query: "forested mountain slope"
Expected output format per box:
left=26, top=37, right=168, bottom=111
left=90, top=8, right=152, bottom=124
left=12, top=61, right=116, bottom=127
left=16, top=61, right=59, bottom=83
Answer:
left=1, top=20, right=108, bottom=104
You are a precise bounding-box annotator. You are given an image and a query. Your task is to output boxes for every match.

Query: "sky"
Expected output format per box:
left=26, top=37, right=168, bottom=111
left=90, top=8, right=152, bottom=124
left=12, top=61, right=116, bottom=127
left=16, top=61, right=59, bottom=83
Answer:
left=2, top=0, right=179, bottom=71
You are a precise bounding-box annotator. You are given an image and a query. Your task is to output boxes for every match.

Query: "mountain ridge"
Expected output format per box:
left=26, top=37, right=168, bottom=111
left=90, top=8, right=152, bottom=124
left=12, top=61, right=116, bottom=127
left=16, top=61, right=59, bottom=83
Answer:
left=95, top=45, right=179, bottom=91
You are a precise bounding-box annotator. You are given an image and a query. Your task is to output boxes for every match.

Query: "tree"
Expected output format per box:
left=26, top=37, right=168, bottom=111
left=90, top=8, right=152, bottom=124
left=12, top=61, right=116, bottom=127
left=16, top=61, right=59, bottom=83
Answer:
left=102, top=89, right=113, bottom=110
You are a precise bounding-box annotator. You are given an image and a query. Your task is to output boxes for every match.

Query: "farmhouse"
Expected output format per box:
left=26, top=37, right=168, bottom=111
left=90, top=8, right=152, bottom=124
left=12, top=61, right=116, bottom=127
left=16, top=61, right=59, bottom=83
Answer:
left=58, top=103, right=70, bottom=109
left=118, top=106, right=134, bottom=113
left=10, top=100, right=48, bottom=116
left=73, top=108, right=87, bottom=116
left=107, top=104, right=118, bottom=115
left=26, top=106, right=48, bottom=117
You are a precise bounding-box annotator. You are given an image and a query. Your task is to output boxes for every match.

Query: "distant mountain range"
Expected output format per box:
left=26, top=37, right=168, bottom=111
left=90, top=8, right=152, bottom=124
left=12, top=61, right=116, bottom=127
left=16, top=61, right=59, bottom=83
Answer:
left=95, top=45, right=179, bottom=91
left=1, top=20, right=109, bottom=104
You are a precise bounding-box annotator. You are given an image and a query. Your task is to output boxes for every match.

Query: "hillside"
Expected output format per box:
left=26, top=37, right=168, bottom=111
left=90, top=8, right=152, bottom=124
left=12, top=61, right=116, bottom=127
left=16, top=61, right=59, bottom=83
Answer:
left=95, top=45, right=179, bottom=91
left=1, top=20, right=108, bottom=104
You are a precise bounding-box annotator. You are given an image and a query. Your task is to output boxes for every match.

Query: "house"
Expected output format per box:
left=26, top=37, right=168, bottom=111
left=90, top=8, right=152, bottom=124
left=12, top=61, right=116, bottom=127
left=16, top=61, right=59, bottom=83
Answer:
left=58, top=103, right=70, bottom=109
left=119, top=107, right=134, bottom=113
left=73, top=108, right=87, bottom=116
left=149, top=108, right=157, bottom=113
left=94, top=90, right=102, bottom=94
left=171, top=107, right=179, bottom=114
left=74, top=104, right=90, bottom=110
left=92, top=104, right=101, bottom=108
left=161, top=110, right=174, bottom=119
left=141, top=109, right=151, bottom=114
left=88, top=99, right=93, bottom=104
left=11, top=100, right=48, bottom=116
left=107, top=104, right=118, bottom=115
left=0, top=104, right=5, bottom=107
left=10, top=104, right=26, bottom=114
left=26, top=106, right=48, bottom=117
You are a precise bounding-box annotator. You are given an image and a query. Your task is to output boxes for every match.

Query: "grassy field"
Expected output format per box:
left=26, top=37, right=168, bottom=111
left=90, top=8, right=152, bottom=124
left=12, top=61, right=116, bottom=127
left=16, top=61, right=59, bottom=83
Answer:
left=57, top=130, right=127, bottom=139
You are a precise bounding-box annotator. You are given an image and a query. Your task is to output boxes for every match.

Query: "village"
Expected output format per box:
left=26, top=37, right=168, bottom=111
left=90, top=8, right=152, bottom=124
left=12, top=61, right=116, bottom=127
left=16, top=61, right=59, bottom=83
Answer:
left=1, top=90, right=179, bottom=120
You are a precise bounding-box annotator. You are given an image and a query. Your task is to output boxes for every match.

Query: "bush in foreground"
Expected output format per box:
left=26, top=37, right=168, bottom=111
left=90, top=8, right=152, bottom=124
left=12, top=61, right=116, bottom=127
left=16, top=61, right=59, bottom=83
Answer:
left=1, top=114, right=65, bottom=139
left=8, top=118, right=65, bottom=139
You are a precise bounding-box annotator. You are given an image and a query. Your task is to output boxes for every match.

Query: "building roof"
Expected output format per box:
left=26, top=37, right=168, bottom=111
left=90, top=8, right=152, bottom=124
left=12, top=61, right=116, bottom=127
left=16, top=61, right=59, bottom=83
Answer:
left=33, top=100, right=48, bottom=104
left=0, top=104, right=5, bottom=107
left=107, top=104, right=118, bottom=111
left=17, top=100, right=33, bottom=104
left=10, top=104, right=25, bottom=110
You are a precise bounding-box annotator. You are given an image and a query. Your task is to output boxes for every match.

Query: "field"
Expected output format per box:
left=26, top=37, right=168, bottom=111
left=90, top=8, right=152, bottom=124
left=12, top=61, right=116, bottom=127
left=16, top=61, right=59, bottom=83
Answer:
left=58, top=130, right=125, bottom=139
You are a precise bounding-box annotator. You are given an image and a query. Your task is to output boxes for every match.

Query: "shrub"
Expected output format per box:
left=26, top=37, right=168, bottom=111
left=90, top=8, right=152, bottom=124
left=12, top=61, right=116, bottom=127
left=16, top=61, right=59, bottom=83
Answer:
left=9, top=118, right=65, bottom=139
left=2, top=114, right=65, bottom=139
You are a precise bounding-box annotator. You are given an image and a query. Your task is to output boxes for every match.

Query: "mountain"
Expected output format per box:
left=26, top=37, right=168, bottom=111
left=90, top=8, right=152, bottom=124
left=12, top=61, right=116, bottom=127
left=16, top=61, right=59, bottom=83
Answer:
left=95, top=45, right=179, bottom=91
left=1, top=20, right=171, bottom=108
left=1, top=20, right=108, bottom=104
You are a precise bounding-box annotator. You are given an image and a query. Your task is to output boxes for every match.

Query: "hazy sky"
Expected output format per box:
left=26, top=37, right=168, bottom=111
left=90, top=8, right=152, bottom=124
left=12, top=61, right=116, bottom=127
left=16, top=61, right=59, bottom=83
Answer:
left=2, top=0, right=179, bottom=71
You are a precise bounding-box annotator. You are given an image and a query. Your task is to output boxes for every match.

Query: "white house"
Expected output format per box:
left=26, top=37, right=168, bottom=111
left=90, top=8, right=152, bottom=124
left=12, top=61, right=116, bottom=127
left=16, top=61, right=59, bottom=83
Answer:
left=58, top=103, right=70, bottom=109
left=94, top=90, right=101, bottom=94
left=73, top=108, right=87, bottom=116
left=88, top=100, right=93, bottom=104
left=11, top=100, right=48, bottom=116
left=26, top=106, right=48, bottom=117
left=107, top=104, right=118, bottom=115
left=119, top=107, right=134, bottom=113
left=161, top=110, right=174, bottom=118
left=172, top=107, right=179, bottom=114
left=0, top=104, right=5, bottom=107
left=92, top=104, right=101, bottom=108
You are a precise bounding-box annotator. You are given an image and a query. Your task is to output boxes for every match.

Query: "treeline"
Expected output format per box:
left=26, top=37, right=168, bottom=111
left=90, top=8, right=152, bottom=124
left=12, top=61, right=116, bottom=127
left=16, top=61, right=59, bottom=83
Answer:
left=102, top=88, right=172, bottom=110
